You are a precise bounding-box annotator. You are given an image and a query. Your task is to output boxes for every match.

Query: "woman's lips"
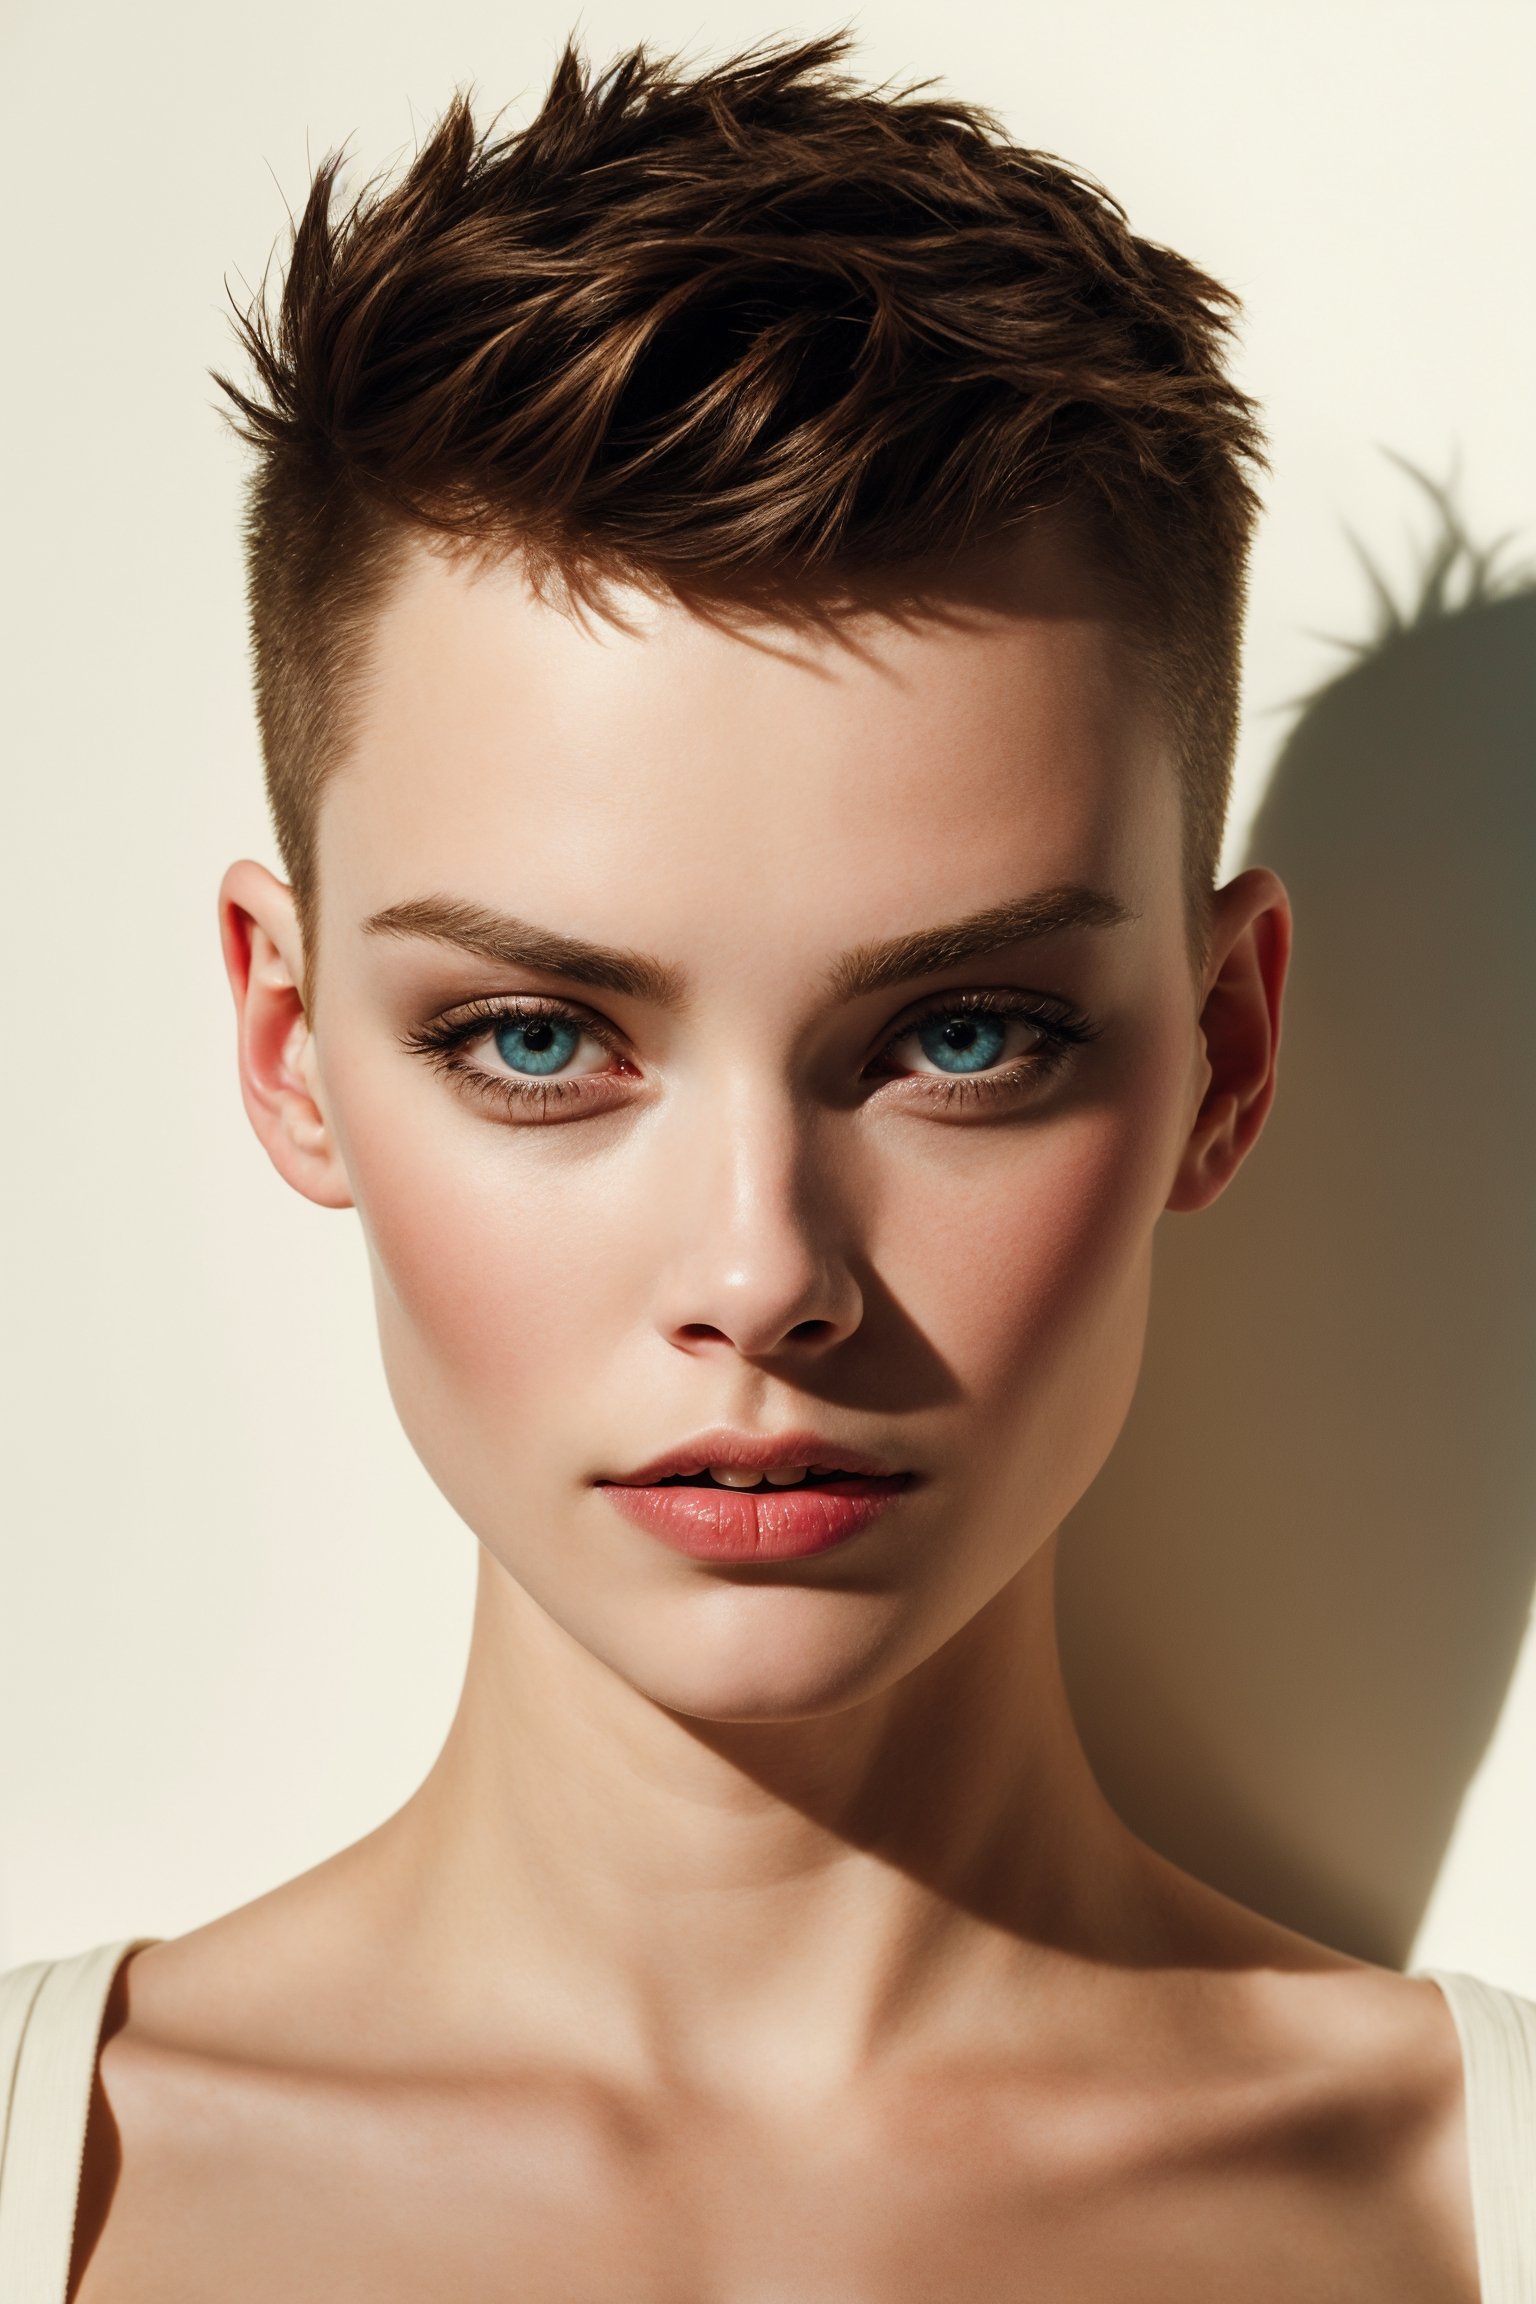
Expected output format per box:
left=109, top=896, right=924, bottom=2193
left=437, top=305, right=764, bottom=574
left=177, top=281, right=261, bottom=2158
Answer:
left=598, top=1475, right=908, bottom=1562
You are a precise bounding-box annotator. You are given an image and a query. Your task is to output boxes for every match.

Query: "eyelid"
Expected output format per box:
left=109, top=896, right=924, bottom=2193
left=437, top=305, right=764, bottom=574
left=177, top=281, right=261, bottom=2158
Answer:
left=870, top=986, right=1095, bottom=1062
left=402, top=990, right=627, bottom=1057
left=400, top=992, right=638, bottom=1127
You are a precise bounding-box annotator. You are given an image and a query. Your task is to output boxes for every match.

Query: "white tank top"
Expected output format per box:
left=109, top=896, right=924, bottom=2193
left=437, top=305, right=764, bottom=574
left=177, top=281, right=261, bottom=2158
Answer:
left=0, top=1944, right=1532, bottom=2299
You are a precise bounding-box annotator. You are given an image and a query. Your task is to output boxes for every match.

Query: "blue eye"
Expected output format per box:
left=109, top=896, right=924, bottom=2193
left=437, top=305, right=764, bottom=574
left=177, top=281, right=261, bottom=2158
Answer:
left=914, top=1012, right=1009, bottom=1074
left=492, top=1016, right=582, bottom=1076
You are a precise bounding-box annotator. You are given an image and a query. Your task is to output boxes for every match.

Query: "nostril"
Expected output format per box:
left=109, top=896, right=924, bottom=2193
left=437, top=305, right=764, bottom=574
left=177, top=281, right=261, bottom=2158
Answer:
left=677, top=1323, right=732, bottom=1344
left=787, top=1318, right=837, bottom=1345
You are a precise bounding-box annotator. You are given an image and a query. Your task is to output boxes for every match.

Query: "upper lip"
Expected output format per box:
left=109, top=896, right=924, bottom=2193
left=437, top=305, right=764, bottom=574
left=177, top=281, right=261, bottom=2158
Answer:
left=604, top=1430, right=907, bottom=1485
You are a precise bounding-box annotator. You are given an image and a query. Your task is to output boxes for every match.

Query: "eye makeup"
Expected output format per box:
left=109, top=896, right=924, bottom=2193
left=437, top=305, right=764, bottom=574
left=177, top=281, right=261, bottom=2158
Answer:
left=400, top=983, right=1100, bottom=1126
left=401, top=995, right=637, bottom=1124
left=866, top=988, right=1099, bottom=1113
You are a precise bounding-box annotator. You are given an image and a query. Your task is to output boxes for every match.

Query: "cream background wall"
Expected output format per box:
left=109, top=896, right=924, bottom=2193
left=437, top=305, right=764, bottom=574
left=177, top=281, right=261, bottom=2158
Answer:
left=1, top=0, right=1533, bottom=1979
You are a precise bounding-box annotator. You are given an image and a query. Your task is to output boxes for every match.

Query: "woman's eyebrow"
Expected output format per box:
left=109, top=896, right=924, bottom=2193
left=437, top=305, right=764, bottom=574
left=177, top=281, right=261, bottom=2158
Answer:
left=827, top=886, right=1133, bottom=1000
left=362, top=884, right=1130, bottom=1009
left=361, top=897, right=686, bottom=1005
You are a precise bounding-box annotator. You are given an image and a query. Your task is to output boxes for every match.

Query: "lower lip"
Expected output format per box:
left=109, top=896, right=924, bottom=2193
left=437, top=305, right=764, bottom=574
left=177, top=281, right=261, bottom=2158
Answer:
left=598, top=1478, right=908, bottom=1562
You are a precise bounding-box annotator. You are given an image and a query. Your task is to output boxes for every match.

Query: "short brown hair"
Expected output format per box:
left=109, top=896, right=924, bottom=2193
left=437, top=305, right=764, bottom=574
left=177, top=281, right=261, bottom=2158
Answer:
left=219, top=36, right=1264, bottom=946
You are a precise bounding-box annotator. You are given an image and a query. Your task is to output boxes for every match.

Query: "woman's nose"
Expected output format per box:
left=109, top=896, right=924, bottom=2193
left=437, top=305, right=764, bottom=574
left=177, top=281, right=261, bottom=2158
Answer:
left=648, top=1094, right=864, bottom=1361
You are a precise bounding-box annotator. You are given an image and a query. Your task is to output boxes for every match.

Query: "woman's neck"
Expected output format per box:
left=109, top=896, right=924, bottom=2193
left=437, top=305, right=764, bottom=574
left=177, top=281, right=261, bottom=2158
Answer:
left=366, top=1539, right=1175, bottom=2092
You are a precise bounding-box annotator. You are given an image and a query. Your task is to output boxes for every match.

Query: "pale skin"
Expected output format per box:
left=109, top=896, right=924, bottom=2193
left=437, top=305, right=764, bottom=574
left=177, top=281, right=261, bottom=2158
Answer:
left=72, top=534, right=1477, bottom=2299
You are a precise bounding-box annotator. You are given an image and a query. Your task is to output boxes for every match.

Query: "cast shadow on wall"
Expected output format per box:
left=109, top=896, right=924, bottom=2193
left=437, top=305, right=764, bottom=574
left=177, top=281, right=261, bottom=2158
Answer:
left=1058, top=483, right=1536, bottom=1966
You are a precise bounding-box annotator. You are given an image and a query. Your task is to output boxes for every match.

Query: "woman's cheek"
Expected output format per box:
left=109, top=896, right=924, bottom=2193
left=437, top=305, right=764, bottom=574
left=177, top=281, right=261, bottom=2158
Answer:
left=334, top=1074, right=628, bottom=1425
left=881, top=1073, right=1172, bottom=1406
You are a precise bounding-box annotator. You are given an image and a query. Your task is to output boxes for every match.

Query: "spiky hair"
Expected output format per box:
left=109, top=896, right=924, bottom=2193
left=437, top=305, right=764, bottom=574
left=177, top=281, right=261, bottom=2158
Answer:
left=220, top=36, right=1264, bottom=933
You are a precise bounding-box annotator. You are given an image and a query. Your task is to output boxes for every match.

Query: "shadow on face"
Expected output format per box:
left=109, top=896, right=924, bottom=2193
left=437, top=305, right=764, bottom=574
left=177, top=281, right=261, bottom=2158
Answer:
left=289, top=533, right=1210, bottom=1729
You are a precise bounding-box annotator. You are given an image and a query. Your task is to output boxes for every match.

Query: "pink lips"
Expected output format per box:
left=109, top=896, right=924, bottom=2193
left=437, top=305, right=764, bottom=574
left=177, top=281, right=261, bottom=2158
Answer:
left=597, top=1431, right=912, bottom=1563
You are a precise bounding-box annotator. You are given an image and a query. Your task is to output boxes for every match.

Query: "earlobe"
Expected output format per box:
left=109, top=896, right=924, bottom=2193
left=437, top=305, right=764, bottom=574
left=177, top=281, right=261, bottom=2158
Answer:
left=219, top=860, right=354, bottom=1211
left=1167, top=868, right=1291, bottom=1215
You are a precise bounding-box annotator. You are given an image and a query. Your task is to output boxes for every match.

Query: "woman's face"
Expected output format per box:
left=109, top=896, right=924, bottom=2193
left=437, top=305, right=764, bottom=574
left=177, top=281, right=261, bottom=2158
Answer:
left=253, top=539, right=1252, bottom=1720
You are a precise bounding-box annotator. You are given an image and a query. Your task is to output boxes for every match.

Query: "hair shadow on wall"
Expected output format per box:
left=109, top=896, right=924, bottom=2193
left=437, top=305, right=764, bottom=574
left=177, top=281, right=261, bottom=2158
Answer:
left=1058, top=487, right=1536, bottom=1965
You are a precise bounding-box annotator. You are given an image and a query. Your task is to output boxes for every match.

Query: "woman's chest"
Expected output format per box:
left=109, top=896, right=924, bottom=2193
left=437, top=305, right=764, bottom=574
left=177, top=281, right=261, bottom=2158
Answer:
left=72, top=2067, right=1477, bottom=2304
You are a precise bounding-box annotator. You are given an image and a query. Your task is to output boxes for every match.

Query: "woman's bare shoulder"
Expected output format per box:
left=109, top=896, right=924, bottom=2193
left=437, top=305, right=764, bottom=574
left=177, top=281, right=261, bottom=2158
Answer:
left=1144, top=1856, right=1468, bottom=2107
left=116, top=1834, right=421, bottom=2075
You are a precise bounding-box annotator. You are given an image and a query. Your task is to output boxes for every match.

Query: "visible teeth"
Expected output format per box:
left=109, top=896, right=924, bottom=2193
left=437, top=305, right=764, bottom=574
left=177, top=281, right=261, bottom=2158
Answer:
left=698, top=1465, right=818, bottom=1489
left=706, top=1465, right=811, bottom=1489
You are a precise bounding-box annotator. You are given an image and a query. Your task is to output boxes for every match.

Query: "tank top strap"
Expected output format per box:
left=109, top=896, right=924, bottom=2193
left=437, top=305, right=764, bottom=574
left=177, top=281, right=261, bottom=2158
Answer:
left=1421, top=1969, right=1536, bottom=2301
left=0, top=1941, right=142, bottom=2304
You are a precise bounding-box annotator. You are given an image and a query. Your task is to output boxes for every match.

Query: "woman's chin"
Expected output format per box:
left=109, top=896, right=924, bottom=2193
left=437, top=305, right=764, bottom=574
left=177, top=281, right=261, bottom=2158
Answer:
left=597, top=1588, right=931, bottom=1727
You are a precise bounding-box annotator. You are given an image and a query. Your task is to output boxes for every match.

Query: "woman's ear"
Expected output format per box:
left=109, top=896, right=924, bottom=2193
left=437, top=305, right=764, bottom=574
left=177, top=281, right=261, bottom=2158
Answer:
left=219, top=860, right=354, bottom=1211
left=1166, top=867, right=1291, bottom=1215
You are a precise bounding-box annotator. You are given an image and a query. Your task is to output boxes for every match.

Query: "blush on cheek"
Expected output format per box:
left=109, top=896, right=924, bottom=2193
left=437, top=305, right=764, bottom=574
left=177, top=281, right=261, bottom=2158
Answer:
left=918, top=1088, right=1168, bottom=1369
left=909, top=1091, right=1174, bottom=1536
left=334, top=1088, right=615, bottom=1492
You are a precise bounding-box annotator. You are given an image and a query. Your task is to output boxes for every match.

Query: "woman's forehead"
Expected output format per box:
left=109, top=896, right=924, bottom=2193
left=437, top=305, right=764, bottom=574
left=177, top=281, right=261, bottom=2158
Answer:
left=315, top=539, right=1184, bottom=973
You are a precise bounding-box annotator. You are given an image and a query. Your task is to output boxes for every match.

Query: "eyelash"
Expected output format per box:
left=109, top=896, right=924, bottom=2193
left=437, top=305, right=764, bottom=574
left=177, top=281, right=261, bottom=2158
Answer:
left=872, top=989, right=1098, bottom=1110
left=401, top=990, right=1098, bottom=1124
left=402, top=997, right=628, bottom=1122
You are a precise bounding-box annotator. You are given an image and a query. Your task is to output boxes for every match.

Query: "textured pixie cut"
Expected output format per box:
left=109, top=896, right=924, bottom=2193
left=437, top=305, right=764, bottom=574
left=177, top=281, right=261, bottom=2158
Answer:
left=220, top=37, right=1265, bottom=945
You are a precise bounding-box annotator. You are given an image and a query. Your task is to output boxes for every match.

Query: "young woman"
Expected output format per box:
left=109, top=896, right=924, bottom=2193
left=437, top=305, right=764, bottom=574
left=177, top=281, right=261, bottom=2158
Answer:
left=2, top=37, right=1530, bottom=2302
